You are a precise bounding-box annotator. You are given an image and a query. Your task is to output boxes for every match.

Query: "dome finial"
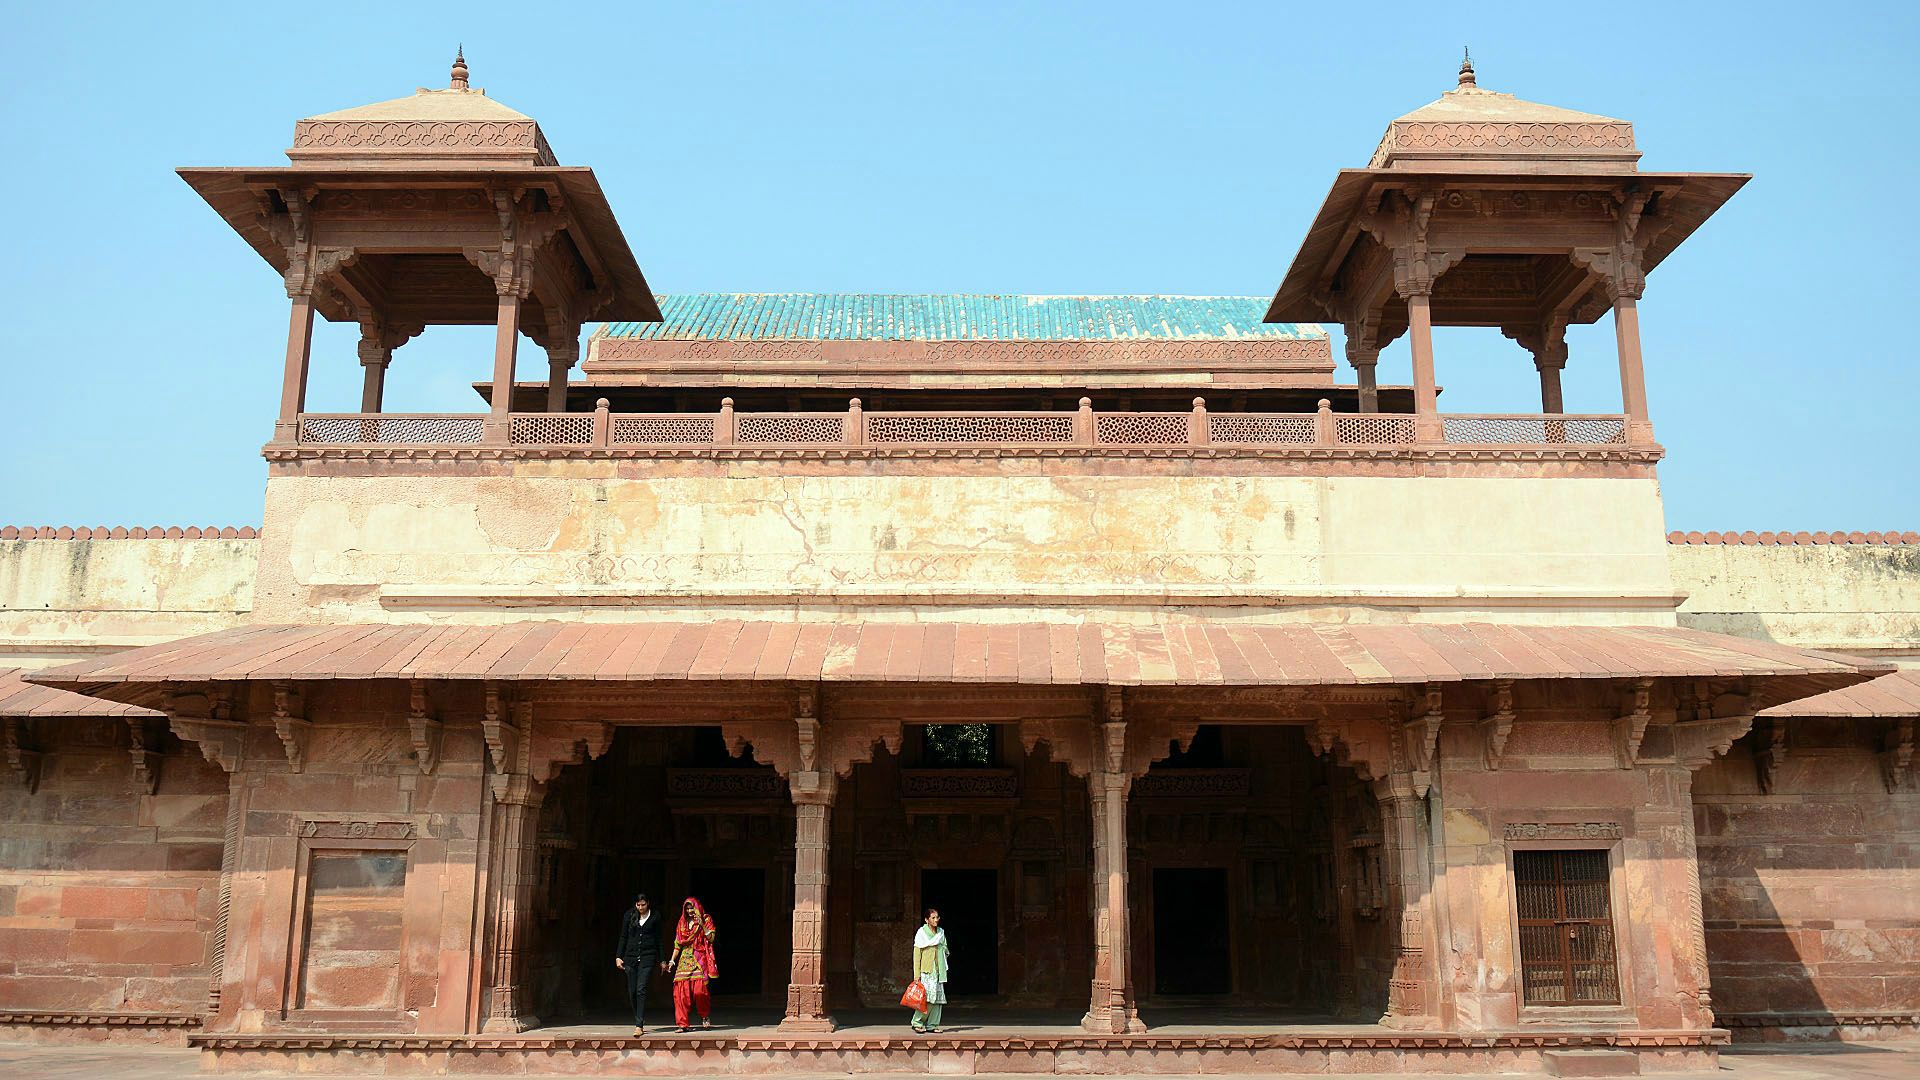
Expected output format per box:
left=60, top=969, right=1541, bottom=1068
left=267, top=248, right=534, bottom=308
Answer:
left=1458, top=46, right=1476, bottom=89
left=451, top=45, right=469, bottom=90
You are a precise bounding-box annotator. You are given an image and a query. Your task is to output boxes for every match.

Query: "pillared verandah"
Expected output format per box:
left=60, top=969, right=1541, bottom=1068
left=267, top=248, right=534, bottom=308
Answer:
left=5, top=50, right=1915, bottom=1079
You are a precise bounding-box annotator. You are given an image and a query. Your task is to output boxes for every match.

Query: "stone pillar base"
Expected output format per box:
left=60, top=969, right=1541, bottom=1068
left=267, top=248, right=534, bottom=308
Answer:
left=1380, top=1012, right=1442, bottom=1031
left=777, top=1015, right=837, bottom=1033
left=481, top=1013, right=540, bottom=1034
left=1081, top=1006, right=1145, bottom=1034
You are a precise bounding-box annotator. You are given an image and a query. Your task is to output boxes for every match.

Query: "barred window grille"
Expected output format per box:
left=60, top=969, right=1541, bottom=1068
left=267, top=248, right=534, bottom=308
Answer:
left=1514, top=849, right=1622, bottom=1006
left=509, top=414, right=594, bottom=445
left=1209, top=414, right=1317, bottom=445
left=734, top=414, right=846, bottom=444
left=1095, top=413, right=1189, bottom=446
left=865, top=414, right=1076, bottom=444
left=611, top=415, right=718, bottom=445
left=298, top=415, right=485, bottom=444
left=1334, top=415, right=1417, bottom=445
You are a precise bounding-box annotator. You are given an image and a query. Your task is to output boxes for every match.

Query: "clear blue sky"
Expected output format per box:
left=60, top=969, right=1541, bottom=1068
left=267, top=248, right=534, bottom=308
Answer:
left=2, top=1, right=1914, bottom=529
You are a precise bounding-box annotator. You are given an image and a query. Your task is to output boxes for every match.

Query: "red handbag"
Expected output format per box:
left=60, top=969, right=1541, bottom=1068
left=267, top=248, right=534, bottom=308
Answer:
left=900, top=979, right=928, bottom=1010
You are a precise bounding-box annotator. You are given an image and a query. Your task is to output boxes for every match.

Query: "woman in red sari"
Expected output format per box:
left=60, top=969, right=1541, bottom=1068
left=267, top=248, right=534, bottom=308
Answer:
left=667, top=897, right=718, bottom=1031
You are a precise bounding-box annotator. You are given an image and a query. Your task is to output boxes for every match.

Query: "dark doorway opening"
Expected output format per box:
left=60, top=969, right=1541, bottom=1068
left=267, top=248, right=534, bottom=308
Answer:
left=920, top=869, right=998, bottom=997
left=688, top=867, right=767, bottom=997
left=1153, top=868, right=1231, bottom=995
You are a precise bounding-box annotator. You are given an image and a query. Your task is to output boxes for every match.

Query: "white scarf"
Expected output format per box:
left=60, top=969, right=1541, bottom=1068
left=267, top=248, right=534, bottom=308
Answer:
left=914, top=925, right=946, bottom=949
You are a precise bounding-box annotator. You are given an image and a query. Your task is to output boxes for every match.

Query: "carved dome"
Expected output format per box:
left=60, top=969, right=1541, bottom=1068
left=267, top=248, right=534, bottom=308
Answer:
left=287, top=50, right=557, bottom=168
left=1369, top=57, right=1638, bottom=173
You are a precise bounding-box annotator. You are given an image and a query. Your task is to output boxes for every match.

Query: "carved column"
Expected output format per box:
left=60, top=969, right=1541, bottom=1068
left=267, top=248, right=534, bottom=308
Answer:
left=1347, top=340, right=1381, bottom=414
left=1084, top=691, right=1143, bottom=1033
left=778, top=690, right=836, bottom=1032
left=483, top=775, right=544, bottom=1032
left=1405, top=291, right=1440, bottom=441
left=355, top=318, right=421, bottom=414
left=1503, top=316, right=1570, bottom=415
left=487, top=294, right=522, bottom=441
left=277, top=296, right=315, bottom=441
left=357, top=326, right=391, bottom=413
left=782, top=782, right=835, bottom=1031
left=544, top=340, right=578, bottom=413
left=1374, top=770, right=1439, bottom=1029
left=1611, top=286, right=1651, bottom=443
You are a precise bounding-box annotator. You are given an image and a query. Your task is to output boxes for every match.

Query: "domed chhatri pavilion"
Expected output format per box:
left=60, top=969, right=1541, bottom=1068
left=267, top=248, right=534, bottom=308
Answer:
left=0, top=53, right=1914, bottom=1077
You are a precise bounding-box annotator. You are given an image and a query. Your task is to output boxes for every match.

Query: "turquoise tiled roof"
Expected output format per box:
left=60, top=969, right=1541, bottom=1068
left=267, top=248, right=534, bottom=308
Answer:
left=599, top=294, right=1324, bottom=342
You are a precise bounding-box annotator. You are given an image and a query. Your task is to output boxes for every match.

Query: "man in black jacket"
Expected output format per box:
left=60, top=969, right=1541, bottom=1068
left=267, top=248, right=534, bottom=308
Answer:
left=614, top=893, right=667, bottom=1035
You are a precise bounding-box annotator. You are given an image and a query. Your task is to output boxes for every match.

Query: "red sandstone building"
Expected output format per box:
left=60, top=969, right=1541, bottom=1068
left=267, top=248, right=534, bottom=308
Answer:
left=0, top=54, right=1915, bottom=1076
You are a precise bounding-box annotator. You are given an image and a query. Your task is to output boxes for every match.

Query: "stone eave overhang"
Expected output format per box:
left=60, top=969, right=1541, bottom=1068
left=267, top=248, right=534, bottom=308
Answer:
left=176, top=165, right=661, bottom=323
left=1265, top=169, right=1749, bottom=324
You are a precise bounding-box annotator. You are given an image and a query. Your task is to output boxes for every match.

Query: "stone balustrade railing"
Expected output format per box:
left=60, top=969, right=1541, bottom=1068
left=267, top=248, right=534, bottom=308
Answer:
left=290, top=398, right=1636, bottom=454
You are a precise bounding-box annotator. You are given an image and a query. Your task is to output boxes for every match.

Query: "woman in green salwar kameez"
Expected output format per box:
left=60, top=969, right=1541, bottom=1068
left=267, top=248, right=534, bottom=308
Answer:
left=908, top=908, right=949, bottom=1033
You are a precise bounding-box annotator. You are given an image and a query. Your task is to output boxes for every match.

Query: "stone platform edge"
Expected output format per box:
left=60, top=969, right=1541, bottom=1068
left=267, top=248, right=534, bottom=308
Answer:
left=186, top=1029, right=1730, bottom=1076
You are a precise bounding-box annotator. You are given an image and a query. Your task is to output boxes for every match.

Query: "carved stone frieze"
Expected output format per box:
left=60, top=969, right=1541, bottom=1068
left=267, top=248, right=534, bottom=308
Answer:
left=1369, top=120, right=1637, bottom=168
left=299, top=819, right=417, bottom=841
left=900, top=769, right=1018, bottom=798
left=1130, top=768, right=1252, bottom=798
left=665, top=769, right=786, bottom=799
left=291, top=120, right=557, bottom=166
left=1503, top=821, right=1623, bottom=841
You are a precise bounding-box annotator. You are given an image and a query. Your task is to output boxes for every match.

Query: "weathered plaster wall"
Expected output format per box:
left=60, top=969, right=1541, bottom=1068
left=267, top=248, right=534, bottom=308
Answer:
left=0, top=722, right=227, bottom=1020
left=0, top=538, right=258, bottom=667
left=1669, top=544, right=1920, bottom=656
left=255, top=469, right=1677, bottom=625
left=1693, top=720, right=1920, bottom=1036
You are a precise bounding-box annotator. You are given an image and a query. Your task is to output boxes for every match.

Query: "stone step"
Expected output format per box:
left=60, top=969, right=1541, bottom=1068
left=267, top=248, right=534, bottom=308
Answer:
left=1543, top=1049, right=1642, bottom=1077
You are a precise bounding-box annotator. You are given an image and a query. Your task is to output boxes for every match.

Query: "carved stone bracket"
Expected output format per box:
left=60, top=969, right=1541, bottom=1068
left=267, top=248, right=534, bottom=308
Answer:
left=126, top=717, right=160, bottom=795
left=405, top=680, right=442, bottom=775
left=270, top=681, right=309, bottom=773
left=3, top=717, right=41, bottom=792
left=160, top=686, right=245, bottom=772
left=1882, top=719, right=1916, bottom=793
left=1615, top=678, right=1654, bottom=768
left=824, top=717, right=903, bottom=779
left=1755, top=716, right=1788, bottom=794
left=530, top=719, right=615, bottom=783
left=1403, top=684, right=1444, bottom=794
left=1481, top=680, right=1517, bottom=770
left=1675, top=715, right=1755, bottom=770
left=1018, top=716, right=1097, bottom=778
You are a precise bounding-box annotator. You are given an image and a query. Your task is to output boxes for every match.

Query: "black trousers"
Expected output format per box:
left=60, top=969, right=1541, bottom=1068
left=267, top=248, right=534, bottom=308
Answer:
left=625, top=962, right=655, bottom=1027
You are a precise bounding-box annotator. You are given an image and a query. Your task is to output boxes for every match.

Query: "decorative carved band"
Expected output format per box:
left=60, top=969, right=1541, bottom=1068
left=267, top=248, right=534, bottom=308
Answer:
left=291, top=120, right=557, bottom=165
left=1502, top=822, right=1622, bottom=841
left=1370, top=121, right=1637, bottom=167
left=299, top=819, right=417, bottom=841
left=1131, top=768, right=1252, bottom=798
left=665, top=769, right=786, bottom=798
left=901, top=769, right=1018, bottom=798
